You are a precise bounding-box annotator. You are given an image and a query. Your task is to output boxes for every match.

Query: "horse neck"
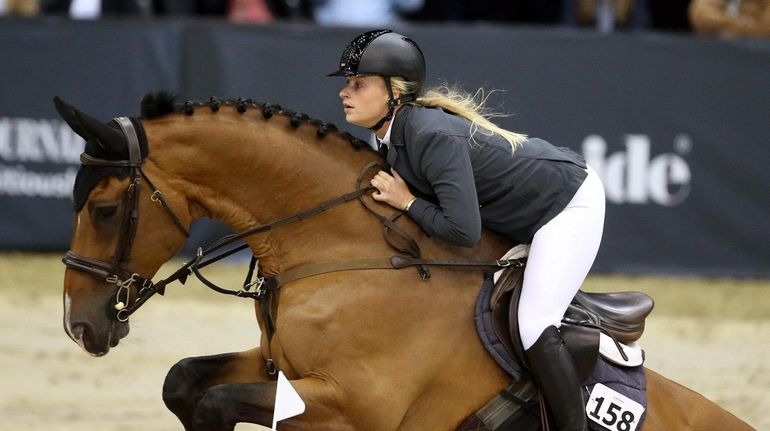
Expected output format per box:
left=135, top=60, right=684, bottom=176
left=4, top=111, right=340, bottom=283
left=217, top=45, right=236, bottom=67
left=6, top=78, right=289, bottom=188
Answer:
left=143, top=108, right=401, bottom=273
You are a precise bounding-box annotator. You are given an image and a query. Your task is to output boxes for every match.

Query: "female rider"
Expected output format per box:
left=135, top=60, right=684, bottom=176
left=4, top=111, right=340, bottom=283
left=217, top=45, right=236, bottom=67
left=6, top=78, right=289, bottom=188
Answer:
left=328, top=29, right=605, bottom=431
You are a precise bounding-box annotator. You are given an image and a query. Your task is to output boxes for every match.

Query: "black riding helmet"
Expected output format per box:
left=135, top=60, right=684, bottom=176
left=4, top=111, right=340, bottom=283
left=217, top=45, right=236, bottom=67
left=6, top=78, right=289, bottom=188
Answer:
left=328, top=29, right=426, bottom=131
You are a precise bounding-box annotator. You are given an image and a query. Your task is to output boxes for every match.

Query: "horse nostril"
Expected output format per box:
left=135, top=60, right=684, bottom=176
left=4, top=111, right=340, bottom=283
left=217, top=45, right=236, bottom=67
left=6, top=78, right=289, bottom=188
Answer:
left=67, top=322, right=109, bottom=356
left=70, top=323, right=85, bottom=342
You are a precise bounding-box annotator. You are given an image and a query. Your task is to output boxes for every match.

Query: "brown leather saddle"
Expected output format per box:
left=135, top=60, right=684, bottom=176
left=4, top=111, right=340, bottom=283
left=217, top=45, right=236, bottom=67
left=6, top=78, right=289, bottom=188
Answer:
left=491, top=264, right=654, bottom=380
left=459, top=264, right=654, bottom=431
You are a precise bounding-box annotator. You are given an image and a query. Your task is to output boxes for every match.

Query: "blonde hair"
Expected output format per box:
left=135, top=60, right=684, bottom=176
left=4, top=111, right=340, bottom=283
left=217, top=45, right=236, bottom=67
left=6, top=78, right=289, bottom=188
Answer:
left=391, top=78, right=527, bottom=152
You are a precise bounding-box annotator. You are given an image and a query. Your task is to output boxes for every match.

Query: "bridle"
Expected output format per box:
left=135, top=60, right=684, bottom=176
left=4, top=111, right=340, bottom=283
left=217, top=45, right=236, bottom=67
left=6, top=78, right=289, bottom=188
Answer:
left=62, top=116, right=381, bottom=323
left=62, top=117, right=190, bottom=322
left=62, top=115, right=524, bottom=340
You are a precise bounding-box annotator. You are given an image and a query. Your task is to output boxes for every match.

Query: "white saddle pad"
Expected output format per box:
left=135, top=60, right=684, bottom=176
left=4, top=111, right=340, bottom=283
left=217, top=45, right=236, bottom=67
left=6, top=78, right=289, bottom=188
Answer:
left=599, top=333, right=644, bottom=367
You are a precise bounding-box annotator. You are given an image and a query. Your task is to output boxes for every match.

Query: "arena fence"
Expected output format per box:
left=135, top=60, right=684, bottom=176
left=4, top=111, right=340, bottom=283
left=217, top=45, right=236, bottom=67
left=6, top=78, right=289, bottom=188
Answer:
left=1, top=18, right=768, bottom=277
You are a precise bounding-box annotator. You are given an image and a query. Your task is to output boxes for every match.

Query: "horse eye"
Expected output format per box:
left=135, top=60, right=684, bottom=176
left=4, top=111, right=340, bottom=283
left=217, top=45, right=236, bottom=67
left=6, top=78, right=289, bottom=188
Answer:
left=94, top=204, right=119, bottom=221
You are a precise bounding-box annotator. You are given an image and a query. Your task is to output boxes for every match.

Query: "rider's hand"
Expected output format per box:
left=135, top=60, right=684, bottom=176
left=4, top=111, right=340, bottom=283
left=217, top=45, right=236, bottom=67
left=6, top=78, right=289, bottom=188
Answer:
left=370, top=169, right=415, bottom=211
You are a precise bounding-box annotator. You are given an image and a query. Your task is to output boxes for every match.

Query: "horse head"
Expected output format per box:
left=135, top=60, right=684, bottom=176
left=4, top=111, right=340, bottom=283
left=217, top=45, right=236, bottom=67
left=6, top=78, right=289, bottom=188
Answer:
left=54, top=96, right=192, bottom=356
left=53, top=93, right=384, bottom=357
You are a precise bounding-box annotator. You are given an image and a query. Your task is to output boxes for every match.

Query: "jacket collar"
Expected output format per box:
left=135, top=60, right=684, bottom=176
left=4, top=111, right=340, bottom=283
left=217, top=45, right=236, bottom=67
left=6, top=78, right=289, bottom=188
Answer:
left=391, top=104, right=413, bottom=147
left=386, top=104, right=413, bottom=166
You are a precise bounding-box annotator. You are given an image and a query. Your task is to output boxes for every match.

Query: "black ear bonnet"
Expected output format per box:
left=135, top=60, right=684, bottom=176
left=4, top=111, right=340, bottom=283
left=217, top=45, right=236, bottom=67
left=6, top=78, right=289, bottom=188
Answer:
left=72, top=117, right=148, bottom=211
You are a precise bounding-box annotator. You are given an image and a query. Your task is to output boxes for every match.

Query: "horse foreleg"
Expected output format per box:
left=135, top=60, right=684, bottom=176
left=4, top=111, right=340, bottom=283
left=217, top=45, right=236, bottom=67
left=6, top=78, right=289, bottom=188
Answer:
left=192, top=381, right=276, bottom=430
left=192, top=376, right=356, bottom=431
left=163, top=347, right=268, bottom=430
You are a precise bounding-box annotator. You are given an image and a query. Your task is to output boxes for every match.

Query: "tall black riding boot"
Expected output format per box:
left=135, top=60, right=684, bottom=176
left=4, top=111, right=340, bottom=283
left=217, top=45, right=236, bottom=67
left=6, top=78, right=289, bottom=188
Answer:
left=525, top=325, right=587, bottom=431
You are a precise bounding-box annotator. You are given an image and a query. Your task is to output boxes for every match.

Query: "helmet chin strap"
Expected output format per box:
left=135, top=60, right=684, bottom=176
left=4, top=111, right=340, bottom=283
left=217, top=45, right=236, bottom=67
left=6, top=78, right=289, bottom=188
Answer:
left=368, top=76, right=414, bottom=132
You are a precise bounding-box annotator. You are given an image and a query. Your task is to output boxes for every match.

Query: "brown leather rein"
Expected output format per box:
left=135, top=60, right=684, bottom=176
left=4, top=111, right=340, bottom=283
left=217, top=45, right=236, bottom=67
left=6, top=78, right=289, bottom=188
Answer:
left=63, top=117, right=524, bottom=330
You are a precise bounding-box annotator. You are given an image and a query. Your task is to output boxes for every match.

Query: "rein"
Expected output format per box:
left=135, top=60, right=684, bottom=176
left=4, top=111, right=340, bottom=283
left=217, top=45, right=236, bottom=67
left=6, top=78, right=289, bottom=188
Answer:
left=63, top=117, right=524, bottom=330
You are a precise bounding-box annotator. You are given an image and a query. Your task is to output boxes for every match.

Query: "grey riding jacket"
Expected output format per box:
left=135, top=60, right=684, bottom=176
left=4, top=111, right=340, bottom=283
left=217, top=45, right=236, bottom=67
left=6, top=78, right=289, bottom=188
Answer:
left=388, top=104, right=588, bottom=246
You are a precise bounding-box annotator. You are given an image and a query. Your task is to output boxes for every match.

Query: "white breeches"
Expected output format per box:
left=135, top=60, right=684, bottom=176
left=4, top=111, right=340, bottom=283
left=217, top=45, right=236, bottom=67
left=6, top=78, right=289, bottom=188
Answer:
left=517, top=167, right=606, bottom=350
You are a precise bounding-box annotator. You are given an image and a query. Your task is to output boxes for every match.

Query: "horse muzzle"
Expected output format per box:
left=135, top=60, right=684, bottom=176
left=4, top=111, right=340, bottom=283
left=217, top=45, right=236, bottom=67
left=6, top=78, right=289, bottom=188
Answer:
left=66, top=320, right=130, bottom=357
left=64, top=292, right=130, bottom=356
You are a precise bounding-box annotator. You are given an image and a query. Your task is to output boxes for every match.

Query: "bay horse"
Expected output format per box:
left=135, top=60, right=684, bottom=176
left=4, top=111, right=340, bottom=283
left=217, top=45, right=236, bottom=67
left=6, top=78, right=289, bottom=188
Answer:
left=56, top=94, right=752, bottom=431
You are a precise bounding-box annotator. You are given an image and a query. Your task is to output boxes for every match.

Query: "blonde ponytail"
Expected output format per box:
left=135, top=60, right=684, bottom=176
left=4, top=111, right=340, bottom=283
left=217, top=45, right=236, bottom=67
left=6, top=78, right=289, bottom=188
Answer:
left=391, top=78, right=527, bottom=152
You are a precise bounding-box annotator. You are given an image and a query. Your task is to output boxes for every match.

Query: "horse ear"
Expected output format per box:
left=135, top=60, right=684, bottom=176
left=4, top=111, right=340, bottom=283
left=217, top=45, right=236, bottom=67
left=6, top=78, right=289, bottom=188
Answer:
left=52, top=96, right=126, bottom=155
left=73, top=110, right=126, bottom=155
left=53, top=96, right=90, bottom=140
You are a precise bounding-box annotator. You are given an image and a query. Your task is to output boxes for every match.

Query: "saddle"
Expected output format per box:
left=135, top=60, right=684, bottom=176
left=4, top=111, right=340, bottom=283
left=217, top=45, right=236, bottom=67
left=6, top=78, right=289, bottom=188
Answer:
left=460, top=256, right=654, bottom=431
left=488, top=256, right=654, bottom=379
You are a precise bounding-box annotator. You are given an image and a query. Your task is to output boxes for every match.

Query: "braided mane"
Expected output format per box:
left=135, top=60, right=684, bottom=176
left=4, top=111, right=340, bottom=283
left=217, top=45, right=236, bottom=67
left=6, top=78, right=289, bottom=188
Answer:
left=140, top=92, right=369, bottom=149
